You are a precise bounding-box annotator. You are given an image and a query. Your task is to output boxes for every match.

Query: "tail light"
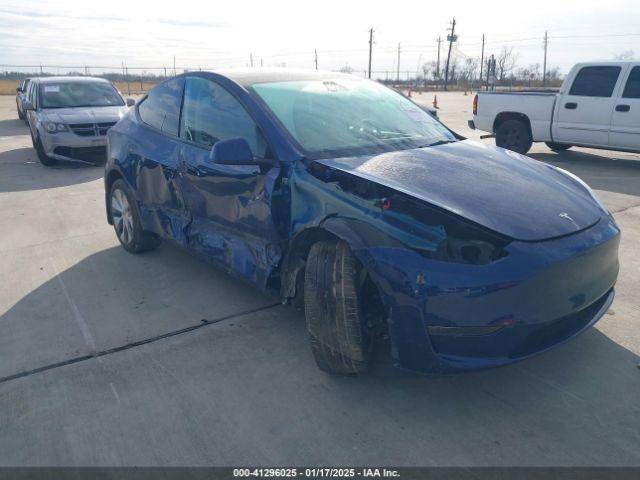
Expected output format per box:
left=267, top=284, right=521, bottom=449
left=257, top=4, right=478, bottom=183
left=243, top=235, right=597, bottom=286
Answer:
left=473, top=94, right=478, bottom=116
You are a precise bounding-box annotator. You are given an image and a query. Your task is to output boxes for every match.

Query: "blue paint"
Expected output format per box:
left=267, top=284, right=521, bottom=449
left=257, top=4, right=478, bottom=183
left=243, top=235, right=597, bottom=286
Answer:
left=105, top=70, right=620, bottom=374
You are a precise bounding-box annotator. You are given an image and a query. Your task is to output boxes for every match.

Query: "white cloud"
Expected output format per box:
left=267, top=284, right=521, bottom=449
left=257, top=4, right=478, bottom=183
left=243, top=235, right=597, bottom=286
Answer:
left=1, top=0, right=638, bottom=75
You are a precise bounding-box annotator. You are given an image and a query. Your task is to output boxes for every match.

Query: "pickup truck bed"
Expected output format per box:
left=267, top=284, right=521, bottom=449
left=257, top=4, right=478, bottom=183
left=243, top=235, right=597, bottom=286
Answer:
left=470, top=61, right=640, bottom=155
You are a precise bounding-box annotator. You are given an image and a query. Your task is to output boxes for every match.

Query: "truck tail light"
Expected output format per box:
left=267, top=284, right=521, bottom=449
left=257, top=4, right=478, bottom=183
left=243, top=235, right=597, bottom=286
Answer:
left=473, top=94, right=478, bottom=116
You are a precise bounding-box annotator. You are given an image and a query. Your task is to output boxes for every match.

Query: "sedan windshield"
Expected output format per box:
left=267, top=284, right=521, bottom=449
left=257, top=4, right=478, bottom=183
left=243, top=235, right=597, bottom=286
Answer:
left=40, top=82, right=124, bottom=109
left=251, top=78, right=456, bottom=159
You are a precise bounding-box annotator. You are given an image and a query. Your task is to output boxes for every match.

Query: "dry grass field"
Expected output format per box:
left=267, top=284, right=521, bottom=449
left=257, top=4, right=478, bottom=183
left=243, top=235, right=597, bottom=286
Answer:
left=0, top=80, right=19, bottom=95
left=0, top=79, right=157, bottom=95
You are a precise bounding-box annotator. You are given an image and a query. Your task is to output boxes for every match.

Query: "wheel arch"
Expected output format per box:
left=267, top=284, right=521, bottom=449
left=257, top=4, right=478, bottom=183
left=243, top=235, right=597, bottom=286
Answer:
left=493, top=111, right=532, bottom=137
left=278, top=217, right=390, bottom=318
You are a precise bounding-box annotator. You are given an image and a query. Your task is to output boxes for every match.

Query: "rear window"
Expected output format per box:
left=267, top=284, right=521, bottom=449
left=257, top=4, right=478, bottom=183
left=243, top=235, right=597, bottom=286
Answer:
left=622, top=67, right=640, bottom=99
left=569, top=66, right=621, bottom=97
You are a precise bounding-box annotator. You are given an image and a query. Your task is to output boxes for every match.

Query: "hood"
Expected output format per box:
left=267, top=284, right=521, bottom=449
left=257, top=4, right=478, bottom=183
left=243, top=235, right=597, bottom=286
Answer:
left=42, top=105, right=128, bottom=124
left=316, top=140, right=603, bottom=242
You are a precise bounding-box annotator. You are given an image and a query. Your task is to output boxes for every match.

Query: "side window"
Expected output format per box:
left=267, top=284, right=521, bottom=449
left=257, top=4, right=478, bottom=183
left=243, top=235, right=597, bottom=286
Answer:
left=180, top=77, right=267, bottom=158
left=138, top=77, right=184, bottom=136
left=569, top=66, right=621, bottom=97
left=622, top=67, right=640, bottom=99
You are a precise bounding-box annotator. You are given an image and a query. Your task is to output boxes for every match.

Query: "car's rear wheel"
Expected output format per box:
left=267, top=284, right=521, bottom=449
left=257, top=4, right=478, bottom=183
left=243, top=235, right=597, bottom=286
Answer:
left=109, top=179, right=161, bottom=253
left=34, top=134, right=57, bottom=166
left=304, top=239, right=373, bottom=374
left=495, top=119, right=533, bottom=154
left=545, top=142, right=572, bottom=152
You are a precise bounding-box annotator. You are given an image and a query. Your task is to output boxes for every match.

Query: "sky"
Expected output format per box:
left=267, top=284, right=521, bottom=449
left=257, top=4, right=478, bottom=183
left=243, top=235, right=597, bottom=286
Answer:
left=1, top=0, right=639, bottom=77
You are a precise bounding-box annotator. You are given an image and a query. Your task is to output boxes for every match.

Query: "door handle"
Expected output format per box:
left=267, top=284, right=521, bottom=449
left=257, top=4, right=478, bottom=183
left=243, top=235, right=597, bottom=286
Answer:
left=564, top=102, right=578, bottom=110
left=615, top=104, right=631, bottom=112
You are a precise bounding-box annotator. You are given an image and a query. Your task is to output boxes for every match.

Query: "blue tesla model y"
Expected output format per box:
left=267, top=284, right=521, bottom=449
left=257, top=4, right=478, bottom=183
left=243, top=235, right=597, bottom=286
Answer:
left=104, top=70, right=619, bottom=375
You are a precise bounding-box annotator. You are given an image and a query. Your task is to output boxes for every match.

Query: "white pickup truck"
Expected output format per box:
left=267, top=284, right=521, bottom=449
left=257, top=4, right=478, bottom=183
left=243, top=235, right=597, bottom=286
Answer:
left=469, top=61, right=640, bottom=154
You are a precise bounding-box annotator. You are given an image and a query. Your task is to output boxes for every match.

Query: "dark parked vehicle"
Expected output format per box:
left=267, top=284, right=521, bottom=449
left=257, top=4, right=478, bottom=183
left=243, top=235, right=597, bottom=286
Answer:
left=15, top=78, right=32, bottom=122
left=105, top=70, right=619, bottom=375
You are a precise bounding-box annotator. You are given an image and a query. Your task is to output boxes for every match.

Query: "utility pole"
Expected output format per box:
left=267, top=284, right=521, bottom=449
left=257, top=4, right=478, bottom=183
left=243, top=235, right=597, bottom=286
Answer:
left=479, top=34, right=485, bottom=89
left=543, top=31, right=548, bottom=87
left=368, top=28, right=374, bottom=79
left=444, top=18, right=456, bottom=91
left=436, top=37, right=442, bottom=84
left=396, top=43, right=401, bottom=83
left=314, top=49, right=318, bottom=70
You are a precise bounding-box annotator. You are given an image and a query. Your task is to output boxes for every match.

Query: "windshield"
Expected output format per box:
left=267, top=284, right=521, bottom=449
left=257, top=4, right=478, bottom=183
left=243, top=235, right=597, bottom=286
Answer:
left=251, top=78, right=456, bottom=159
left=39, top=82, right=124, bottom=109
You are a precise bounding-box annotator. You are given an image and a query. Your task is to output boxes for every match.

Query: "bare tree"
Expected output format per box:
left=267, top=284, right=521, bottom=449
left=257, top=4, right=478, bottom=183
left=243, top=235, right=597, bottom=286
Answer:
left=460, top=58, right=479, bottom=86
left=496, top=47, right=518, bottom=82
left=615, top=50, right=635, bottom=60
left=339, top=64, right=353, bottom=74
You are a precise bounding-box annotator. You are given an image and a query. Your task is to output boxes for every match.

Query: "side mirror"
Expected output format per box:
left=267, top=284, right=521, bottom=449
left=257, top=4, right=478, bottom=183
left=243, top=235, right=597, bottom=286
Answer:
left=126, top=98, right=135, bottom=107
left=16, top=87, right=22, bottom=93
left=23, top=100, right=35, bottom=111
left=210, top=137, right=257, bottom=166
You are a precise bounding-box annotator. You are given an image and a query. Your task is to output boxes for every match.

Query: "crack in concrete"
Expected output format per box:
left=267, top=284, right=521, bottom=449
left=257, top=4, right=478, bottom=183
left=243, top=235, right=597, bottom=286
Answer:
left=0, top=302, right=281, bottom=385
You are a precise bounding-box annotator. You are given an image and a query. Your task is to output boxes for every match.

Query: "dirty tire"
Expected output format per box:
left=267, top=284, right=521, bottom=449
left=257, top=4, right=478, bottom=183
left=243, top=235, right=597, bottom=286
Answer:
left=34, top=134, right=57, bottom=166
left=495, top=119, right=533, bottom=154
left=109, top=179, right=161, bottom=254
left=304, top=239, right=370, bottom=375
left=545, top=142, right=572, bottom=152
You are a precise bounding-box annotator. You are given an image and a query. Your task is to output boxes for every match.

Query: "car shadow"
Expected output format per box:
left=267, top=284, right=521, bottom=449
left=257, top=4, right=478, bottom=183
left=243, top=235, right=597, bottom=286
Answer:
left=529, top=149, right=640, bottom=197
left=1, top=240, right=638, bottom=464
left=0, top=118, right=29, bottom=137
left=0, top=147, right=103, bottom=193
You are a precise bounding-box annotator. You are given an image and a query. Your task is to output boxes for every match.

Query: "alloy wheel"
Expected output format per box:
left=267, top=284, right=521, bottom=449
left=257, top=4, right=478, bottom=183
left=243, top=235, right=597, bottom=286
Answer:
left=111, top=188, right=134, bottom=245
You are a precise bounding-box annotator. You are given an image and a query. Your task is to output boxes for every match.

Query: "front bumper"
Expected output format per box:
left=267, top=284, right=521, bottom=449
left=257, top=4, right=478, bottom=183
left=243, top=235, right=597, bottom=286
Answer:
left=358, top=216, right=620, bottom=374
left=41, top=130, right=107, bottom=163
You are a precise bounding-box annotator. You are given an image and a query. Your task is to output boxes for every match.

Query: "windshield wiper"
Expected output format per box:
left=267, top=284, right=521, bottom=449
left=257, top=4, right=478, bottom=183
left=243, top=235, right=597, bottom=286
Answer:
left=416, top=139, right=457, bottom=148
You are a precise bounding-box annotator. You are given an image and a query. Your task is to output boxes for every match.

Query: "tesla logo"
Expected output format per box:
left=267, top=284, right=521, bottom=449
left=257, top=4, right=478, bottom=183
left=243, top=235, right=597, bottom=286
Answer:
left=559, top=212, right=575, bottom=223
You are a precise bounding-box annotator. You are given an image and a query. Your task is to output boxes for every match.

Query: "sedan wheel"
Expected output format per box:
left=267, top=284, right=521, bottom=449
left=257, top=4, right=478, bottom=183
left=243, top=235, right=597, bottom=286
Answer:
left=111, top=188, right=134, bottom=246
left=109, top=179, right=161, bottom=253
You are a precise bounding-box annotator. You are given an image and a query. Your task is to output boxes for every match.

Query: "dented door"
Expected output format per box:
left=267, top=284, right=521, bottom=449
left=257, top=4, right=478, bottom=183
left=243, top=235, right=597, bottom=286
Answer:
left=177, top=76, right=282, bottom=289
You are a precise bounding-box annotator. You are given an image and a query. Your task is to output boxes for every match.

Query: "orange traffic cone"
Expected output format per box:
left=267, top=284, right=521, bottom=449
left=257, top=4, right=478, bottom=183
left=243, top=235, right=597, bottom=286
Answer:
left=433, top=95, right=439, bottom=109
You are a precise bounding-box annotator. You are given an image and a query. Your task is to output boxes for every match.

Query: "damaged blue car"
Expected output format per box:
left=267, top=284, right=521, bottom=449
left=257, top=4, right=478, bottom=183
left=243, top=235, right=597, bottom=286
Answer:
left=104, top=70, right=620, bottom=375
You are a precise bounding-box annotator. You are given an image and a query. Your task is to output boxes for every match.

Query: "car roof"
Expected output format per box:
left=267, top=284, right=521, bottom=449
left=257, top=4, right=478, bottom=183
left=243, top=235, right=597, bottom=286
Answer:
left=34, top=76, right=111, bottom=84
left=211, top=68, right=355, bottom=87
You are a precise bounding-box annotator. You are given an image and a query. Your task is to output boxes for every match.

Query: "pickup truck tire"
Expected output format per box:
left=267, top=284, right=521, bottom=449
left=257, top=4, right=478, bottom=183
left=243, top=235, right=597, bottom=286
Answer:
left=304, top=239, right=371, bottom=375
left=545, top=142, right=572, bottom=152
left=109, top=179, right=161, bottom=254
left=495, top=119, right=533, bottom=154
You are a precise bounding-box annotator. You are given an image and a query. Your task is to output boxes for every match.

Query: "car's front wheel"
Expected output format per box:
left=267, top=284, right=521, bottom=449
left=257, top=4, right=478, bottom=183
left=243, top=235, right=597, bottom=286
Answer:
left=109, top=179, right=161, bottom=253
left=34, top=134, right=57, bottom=166
left=303, top=239, right=373, bottom=374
